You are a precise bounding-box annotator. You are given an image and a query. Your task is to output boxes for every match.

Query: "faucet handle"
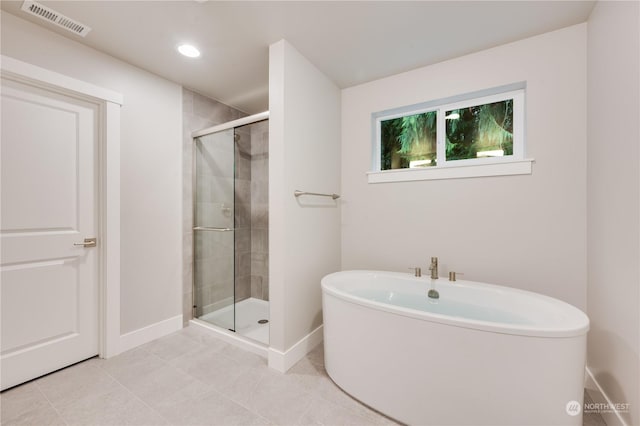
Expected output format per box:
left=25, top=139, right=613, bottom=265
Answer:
left=429, top=257, right=438, bottom=270
left=408, top=267, right=422, bottom=277
left=449, top=271, right=464, bottom=282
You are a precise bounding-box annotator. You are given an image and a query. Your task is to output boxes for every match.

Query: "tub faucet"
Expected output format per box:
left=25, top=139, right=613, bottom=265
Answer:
left=429, top=257, right=438, bottom=279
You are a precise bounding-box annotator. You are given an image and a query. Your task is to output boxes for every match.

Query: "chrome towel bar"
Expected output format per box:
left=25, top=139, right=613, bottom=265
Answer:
left=193, top=226, right=234, bottom=232
left=294, top=190, right=340, bottom=200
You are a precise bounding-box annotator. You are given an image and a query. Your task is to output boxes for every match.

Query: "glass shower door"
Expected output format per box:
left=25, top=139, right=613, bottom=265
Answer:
left=193, top=129, right=236, bottom=331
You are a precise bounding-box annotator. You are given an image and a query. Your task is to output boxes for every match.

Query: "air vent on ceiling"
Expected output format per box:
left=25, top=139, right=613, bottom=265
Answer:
left=20, top=0, right=91, bottom=37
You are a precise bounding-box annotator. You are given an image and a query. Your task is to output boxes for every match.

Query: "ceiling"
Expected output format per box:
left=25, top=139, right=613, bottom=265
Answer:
left=0, top=1, right=595, bottom=114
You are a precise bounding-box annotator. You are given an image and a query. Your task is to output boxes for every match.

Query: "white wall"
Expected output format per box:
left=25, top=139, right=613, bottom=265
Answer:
left=587, top=2, right=639, bottom=425
left=269, top=40, right=341, bottom=361
left=341, top=24, right=587, bottom=309
left=1, top=12, right=183, bottom=335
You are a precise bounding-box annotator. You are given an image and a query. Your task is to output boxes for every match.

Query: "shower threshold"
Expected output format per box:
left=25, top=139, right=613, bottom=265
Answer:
left=198, top=297, right=269, bottom=345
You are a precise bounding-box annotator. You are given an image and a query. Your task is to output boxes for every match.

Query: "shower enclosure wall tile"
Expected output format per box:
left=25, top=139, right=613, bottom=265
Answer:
left=196, top=175, right=235, bottom=204
left=196, top=254, right=231, bottom=282
left=250, top=276, right=269, bottom=301
left=249, top=121, right=269, bottom=155
left=235, top=276, right=252, bottom=301
left=193, top=235, right=210, bottom=261
left=183, top=88, right=247, bottom=324
left=263, top=283, right=269, bottom=301
left=251, top=229, right=269, bottom=255
left=250, top=121, right=269, bottom=302
left=194, top=286, right=210, bottom=313
left=235, top=178, right=251, bottom=198
left=250, top=179, right=268, bottom=204
left=234, top=204, right=251, bottom=228
left=235, top=228, right=251, bottom=253
left=233, top=127, right=253, bottom=304
left=235, top=128, right=251, bottom=149
left=210, top=283, right=233, bottom=312
left=194, top=92, right=235, bottom=123
left=250, top=276, right=261, bottom=300
left=236, top=155, right=252, bottom=181
left=196, top=145, right=234, bottom=179
left=251, top=253, right=268, bottom=277
left=251, top=203, right=268, bottom=228
left=234, top=252, right=252, bottom=279
left=250, top=158, right=267, bottom=183
left=185, top=88, right=269, bottom=327
left=195, top=202, right=233, bottom=229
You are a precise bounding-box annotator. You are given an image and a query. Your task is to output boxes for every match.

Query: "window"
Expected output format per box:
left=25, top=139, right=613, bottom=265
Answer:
left=370, top=85, right=532, bottom=183
left=380, top=110, right=437, bottom=170
left=446, top=99, right=514, bottom=162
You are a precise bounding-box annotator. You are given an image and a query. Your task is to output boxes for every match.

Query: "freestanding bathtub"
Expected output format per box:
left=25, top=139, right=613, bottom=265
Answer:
left=321, top=270, right=589, bottom=426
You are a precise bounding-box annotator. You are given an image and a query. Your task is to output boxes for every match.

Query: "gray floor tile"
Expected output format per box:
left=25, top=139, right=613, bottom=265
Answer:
left=218, top=364, right=272, bottom=406
left=36, top=360, right=120, bottom=408
left=181, top=326, right=233, bottom=351
left=312, top=371, right=399, bottom=425
left=170, top=346, right=247, bottom=393
left=154, top=388, right=269, bottom=426
left=287, top=357, right=329, bottom=393
left=140, top=330, right=206, bottom=362
left=2, top=404, right=66, bottom=426
left=121, top=362, right=211, bottom=410
left=56, top=385, right=169, bottom=426
left=306, top=342, right=325, bottom=367
left=242, top=368, right=314, bottom=425
left=219, top=344, right=267, bottom=368
left=99, top=347, right=166, bottom=386
left=299, top=395, right=379, bottom=426
left=0, top=382, right=51, bottom=424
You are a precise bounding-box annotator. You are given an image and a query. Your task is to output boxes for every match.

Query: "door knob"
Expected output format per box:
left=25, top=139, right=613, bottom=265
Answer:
left=73, top=238, right=97, bottom=248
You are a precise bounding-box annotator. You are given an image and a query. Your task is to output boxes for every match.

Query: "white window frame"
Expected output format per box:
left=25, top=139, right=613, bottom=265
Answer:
left=369, top=84, right=533, bottom=183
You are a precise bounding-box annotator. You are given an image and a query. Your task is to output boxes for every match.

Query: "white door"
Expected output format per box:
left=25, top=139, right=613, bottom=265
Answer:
left=1, top=77, right=99, bottom=390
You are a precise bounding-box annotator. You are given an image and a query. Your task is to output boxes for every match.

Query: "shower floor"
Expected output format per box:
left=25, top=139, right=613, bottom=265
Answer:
left=199, top=297, right=269, bottom=345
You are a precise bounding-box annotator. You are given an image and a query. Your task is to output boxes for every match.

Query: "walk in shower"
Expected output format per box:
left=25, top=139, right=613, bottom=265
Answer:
left=192, top=112, right=269, bottom=345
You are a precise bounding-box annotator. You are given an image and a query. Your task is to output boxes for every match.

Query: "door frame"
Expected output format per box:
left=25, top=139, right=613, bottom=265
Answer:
left=1, top=55, right=123, bottom=358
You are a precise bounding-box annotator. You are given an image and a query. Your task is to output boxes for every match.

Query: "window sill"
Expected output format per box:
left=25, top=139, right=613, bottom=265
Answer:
left=367, top=158, right=534, bottom=184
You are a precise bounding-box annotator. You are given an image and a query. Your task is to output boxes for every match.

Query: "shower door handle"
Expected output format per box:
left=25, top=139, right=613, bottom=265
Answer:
left=193, top=227, right=234, bottom=232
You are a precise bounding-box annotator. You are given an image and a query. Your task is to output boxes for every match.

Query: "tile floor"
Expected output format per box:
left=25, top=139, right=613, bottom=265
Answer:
left=1, top=326, right=607, bottom=426
left=1, top=326, right=396, bottom=426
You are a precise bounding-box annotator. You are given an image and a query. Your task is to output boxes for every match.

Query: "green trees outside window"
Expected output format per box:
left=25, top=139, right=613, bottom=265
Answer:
left=446, top=99, right=513, bottom=161
left=380, top=111, right=437, bottom=170
left=379, top=96, right=516, bottom=171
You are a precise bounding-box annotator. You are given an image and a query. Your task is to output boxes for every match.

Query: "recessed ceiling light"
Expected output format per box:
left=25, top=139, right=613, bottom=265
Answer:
left=178, top=44, right=200, bottom=58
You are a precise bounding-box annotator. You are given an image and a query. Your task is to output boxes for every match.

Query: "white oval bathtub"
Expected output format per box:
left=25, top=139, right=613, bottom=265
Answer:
left=321, top=270, right=589, bottom=426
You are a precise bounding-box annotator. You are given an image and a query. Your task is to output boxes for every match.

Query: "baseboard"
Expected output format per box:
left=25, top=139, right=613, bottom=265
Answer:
left=268, top=324, right=323, bottom=373
left=585, top=366, right=629, bottom=426
left=117, top=314, right=183, bottom=355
